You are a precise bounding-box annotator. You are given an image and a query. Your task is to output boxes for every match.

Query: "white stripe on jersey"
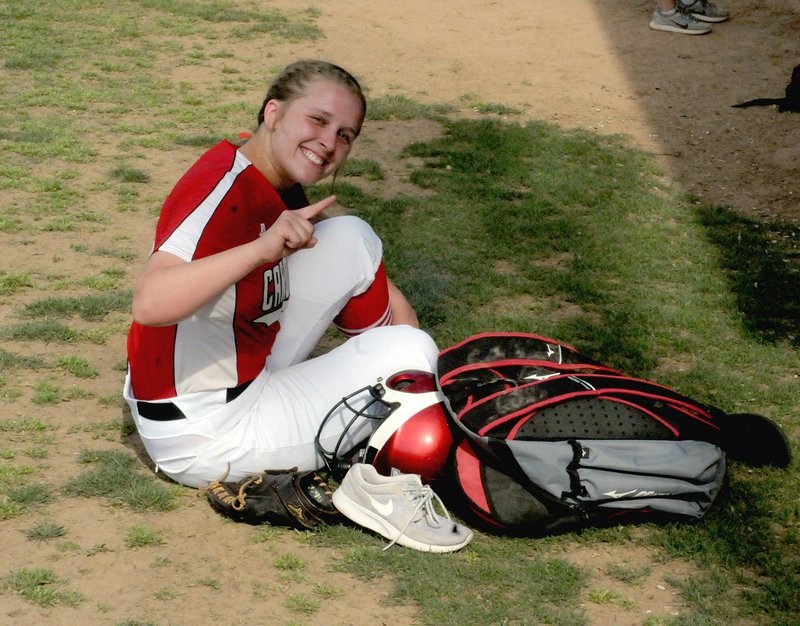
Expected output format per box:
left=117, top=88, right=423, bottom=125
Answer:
left=174, top=287, right=239, bottom=394
left=158, top=150, right=252, bottom=394
left=159, top=151, right=251, bottom=262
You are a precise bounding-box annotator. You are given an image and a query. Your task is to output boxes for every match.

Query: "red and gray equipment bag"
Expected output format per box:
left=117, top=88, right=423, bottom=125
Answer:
left=437, top=332, right=792, bottom=535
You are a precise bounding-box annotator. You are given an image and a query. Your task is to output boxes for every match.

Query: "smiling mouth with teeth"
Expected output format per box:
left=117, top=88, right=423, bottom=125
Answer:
left=301, top=147, right=326, bottom=166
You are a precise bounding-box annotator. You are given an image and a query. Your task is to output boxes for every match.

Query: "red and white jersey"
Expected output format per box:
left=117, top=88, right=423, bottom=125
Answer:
left=127, top=141, right=288, bottom=401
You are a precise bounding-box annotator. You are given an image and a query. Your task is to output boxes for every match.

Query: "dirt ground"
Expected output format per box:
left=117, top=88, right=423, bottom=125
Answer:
left=2, top=1, right=798, bottom=625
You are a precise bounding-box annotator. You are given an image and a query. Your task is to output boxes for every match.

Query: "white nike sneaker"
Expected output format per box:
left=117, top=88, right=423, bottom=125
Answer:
left=332, top=464, right=473, bottom=553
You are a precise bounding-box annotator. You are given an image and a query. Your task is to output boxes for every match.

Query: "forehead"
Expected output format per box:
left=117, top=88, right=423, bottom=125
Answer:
left=292, top=79, right=364, bottom=124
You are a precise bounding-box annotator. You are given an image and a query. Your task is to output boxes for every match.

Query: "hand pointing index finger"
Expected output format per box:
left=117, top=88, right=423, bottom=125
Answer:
left=295, top=195, right=337, bottom=221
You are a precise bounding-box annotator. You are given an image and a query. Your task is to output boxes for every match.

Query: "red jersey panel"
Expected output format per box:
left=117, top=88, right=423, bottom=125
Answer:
left=127, top=141, right=288, bottom=400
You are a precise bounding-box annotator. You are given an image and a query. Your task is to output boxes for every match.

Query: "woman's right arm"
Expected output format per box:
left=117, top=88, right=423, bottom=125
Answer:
left=132, top=196, right=336, bottom=327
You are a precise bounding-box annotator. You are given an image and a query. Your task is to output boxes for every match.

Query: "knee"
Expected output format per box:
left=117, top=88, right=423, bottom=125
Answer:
left=357, top=325, right=439, bottom=373
left=315, top=216, right=381, bottom=263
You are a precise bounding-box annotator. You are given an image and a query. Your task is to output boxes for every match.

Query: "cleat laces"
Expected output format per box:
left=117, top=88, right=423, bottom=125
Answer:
left=382, top=483, right=454, bottom=551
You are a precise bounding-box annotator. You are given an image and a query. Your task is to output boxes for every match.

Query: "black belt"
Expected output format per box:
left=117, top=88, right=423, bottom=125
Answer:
left=137, top=379, right=253, bottom=421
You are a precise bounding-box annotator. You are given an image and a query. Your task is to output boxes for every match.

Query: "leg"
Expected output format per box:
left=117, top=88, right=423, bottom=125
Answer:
left=268, top=215, right=388, bottom=371
left=147, top=325, right=439, bottom=487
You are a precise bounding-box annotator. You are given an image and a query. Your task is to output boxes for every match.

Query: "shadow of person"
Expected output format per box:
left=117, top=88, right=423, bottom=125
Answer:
left=733, top=64, right=800, bottom=112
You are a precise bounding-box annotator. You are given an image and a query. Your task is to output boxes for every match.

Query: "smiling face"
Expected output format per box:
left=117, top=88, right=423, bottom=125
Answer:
left=260, top=79, right=364, bottom=190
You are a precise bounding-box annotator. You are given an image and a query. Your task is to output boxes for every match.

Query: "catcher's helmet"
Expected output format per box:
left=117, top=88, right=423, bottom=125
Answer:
left=315, top=370, right=454, bottom=483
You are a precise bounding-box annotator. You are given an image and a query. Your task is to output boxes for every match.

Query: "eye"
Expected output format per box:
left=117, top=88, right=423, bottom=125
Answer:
left=337, top=129, right=353, bottom=144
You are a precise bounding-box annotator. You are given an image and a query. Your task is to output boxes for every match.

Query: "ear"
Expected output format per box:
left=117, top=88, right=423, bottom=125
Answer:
left=262, top=99, right=282, bottom=130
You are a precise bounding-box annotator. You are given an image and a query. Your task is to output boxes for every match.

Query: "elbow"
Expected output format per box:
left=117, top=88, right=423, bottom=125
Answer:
left=131, top=293, right=173, bottom=327
left=131, top=297, right=156, bottom=327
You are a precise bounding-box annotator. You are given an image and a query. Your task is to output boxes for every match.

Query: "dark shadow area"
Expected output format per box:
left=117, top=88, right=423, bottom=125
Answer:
left=697, top=205, right=800, bottom=346
left=592, top=1, right=800, bottom=225
left=733, top=63, right=800, bottom=112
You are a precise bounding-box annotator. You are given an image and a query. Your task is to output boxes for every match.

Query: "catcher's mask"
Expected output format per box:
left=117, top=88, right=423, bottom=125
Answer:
left=315, top=370, right=454, bottom=483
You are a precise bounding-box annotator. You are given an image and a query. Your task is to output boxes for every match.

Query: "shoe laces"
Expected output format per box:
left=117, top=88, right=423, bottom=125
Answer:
left=676, top=1, right=704, bottom=20
left=382, top=483, right=454, bottom=551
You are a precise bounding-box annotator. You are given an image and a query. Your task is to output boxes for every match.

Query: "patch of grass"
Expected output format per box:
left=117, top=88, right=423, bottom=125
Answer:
left=0, top=320, right=80, bottom=343
left=588, top=588, right=636, bottom=610
left=1, top=115, right=98, bottom=163
left=174, top=133, right=224, bottom=148
left=4, top=483, right=52, bottom=508
left=125, top=525, right=165, bottom=549
left=475, top=101, right=521, bottom=115
left=340, top=157, right=385, bottom=181
left=285, top=592, right=320, bottom=615
left=697, top=205, right=799, bottom=346
left=25, top=520, right=67, bottom=542
left=312, top=582, right=340, bottom=599
left=19, top=290, right=132, bottom=321
left=153, top=587, right=176, bottom=601
left=68, top=419, right=128, bottom=440
left=64, top=449, right=179, bottom=512
left=316, top=526, right=588, bottom=626
left=250, top=525, right=282, bottom=543
left=0, top=348, right=46, bottom=370
left=79, top=268, right=127, bottom=291
left=273, top=553, right=305, bottom=571
left=659, top=570, right=741, bottom=625
left=94, top=246, right=137, bottom=262
left=1, top=567, right=85, bottom=608
left=0, top=417, right=50, bottom=434
left=367, top=95, right=453, bottom=121
left=23, top=445, right=49, bottom=460
left=55, top=355, right=99, bottom=379
left=461, top=97, right=522, bottom=116
left=0, top=497, right=24, bottom=520
left=32, top=380, right=63, bottom=405
left=0, top=272, right=34, bottom=295
left=110, top=165, right=150, bottom=183
left=605, top=562, right=651, bottom=587
left=195, top=577, right=221, bottom=591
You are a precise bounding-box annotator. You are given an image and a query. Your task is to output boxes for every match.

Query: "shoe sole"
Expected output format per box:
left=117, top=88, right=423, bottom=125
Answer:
left=690, top=13, right=729, bottom=22
left=332, top=488, right=472, bottom=553
left=649, top=20, right=712, bottom=34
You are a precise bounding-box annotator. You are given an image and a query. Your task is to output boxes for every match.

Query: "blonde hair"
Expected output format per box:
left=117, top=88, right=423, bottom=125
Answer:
left=257, top=60, right=366, bottom=133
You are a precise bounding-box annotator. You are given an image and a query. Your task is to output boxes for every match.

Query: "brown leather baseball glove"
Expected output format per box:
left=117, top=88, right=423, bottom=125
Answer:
left=205, top=466, right=342, bottom=530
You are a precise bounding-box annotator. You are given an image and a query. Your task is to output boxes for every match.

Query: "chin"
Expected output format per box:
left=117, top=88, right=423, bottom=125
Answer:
left=297, top=167, right=334, bottom=186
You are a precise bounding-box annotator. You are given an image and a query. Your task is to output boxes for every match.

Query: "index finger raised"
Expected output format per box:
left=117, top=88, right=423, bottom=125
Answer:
left=295, top=195, right=337, bottom=220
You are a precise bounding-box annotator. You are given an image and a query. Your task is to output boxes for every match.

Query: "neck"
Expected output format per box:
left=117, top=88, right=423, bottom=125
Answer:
left=239, top=127, right=285, bottom=190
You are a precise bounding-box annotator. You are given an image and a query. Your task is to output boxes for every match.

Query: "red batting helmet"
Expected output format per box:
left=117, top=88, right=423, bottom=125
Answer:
left=315, top=370, right=454, bottom=483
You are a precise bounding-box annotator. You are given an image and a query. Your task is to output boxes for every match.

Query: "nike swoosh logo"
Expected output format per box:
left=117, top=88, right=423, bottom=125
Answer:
left=603, top=489, right=637, bottom=499
left=367, top=494, right=393, bottom=516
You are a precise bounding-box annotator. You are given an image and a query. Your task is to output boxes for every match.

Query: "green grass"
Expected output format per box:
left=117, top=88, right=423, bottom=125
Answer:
left=340, top=158, right=385, bottom=181
left=0, top=348, right=45, bottom=370
left=1, top=567, right=84, bottom=608
left=19, top=290, right=132, bottom=321
left=307, top=116, right=799, bottom=625
left=697, top=205, right=799, bottom=347
left=64, top=449, right=181, bottom=512
left=25, top=520, right=68, bottom=542
left=367, top=94, right=454, bottom=121
left=55, top=355, right=99, bottom=379
left=0, top=272, right=33, bottom=295
left=125, top=525, right=165, bottom=549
